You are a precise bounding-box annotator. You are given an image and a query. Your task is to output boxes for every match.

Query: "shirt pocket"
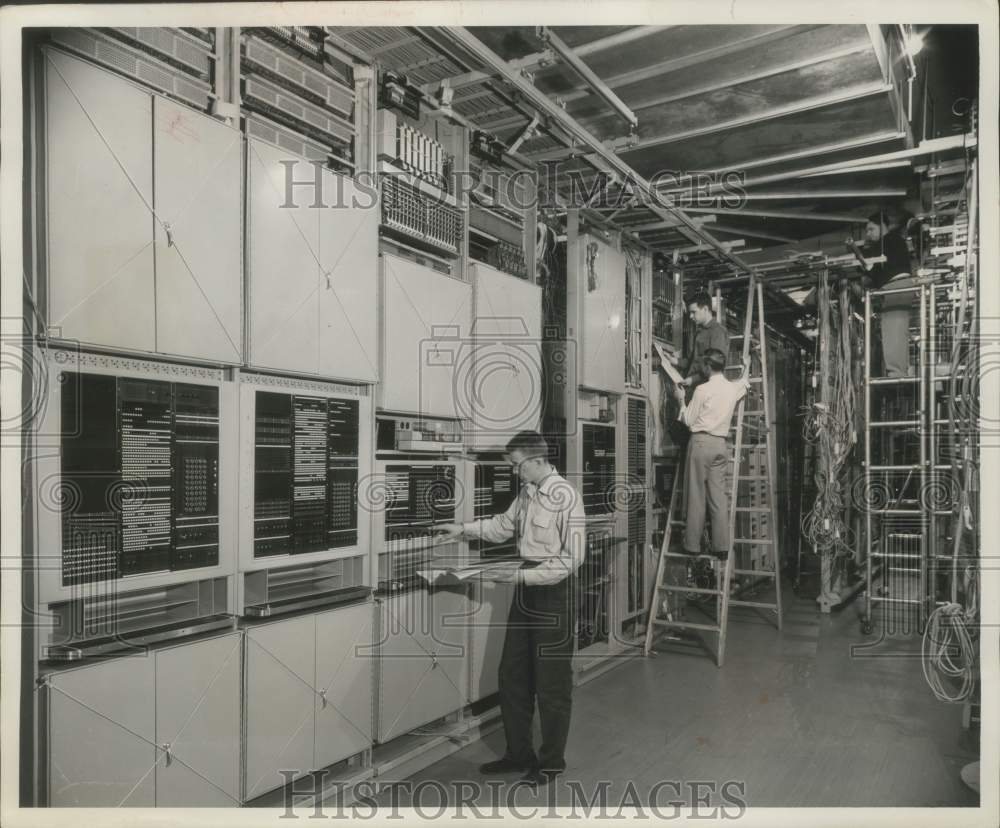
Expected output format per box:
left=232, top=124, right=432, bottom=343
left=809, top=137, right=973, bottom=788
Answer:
left=529, top=507, right=558, bottom=548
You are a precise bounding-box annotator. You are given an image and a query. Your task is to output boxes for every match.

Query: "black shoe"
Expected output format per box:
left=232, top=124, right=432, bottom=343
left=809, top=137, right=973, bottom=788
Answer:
left=480, top=757, right=531, bottom=775
left=520, top=768, right=561, bottom=788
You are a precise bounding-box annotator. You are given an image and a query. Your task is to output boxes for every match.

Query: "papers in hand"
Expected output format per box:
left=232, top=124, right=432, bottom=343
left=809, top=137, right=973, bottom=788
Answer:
left=652, top=340, right=684, bottom=385
left=417, top=559, right=523, bottom=585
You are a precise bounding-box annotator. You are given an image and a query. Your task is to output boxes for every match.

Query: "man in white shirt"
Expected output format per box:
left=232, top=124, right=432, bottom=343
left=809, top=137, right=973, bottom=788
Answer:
left=435, top=430, right=586, bottom=787
left=673, top=348, right=751, bottom=556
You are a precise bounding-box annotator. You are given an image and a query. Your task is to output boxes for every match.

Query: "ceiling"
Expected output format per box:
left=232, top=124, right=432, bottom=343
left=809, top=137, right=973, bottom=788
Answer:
left=329, top=23, right=977, bottom=287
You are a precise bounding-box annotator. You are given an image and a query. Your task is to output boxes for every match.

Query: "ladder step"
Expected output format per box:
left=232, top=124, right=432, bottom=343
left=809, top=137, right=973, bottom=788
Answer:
left=657, top=584, right=723, bottom=596
left=735, top=443, right=769, bottom=450
left=734, top=507, right=771, bottom=513
left=654, top=620, right=721, bottom=632
left=733, top=538, right=774, bottom=545
left=664, top=551, right=719, bottom=560
left=868, top=376, right=920, bottom=386
left=738, top=475, right=769, bottom=480
left=733, top=569, right=777, bottom=577
left=729, top=600, right=780, bottom=610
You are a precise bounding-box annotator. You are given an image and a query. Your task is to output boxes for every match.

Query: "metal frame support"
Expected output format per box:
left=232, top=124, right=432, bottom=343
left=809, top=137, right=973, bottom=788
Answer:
left=535, top=27, right=638, bottom=131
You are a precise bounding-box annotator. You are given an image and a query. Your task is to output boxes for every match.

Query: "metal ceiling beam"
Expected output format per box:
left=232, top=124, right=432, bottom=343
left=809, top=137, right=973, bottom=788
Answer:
left=737, top=188, right=907, bottom=200
left=540, top=25, right=803, bottom=109
left=622, top=216, right=716, bottom=231
left=709, top=224, right=798, bottom=244
left=474, top=25, right=805, bottom=135
left=483, top=34, right=872, bottom=137
left=603, top=38, right=872, bottom=117
left=425, top=27, right=759, bottom=267
left=675, top=240, right=747, bottom=254
left=535, top=27, right=638, bottom=129
left=690, top=131, right=908, bottom=176
left=684, top=207, right=865, bottom=222
left=432, top=26, right=672, bottom=92
left=660, top=133, right=978, bottom=197
left=611, top=82, right=892, bottom=152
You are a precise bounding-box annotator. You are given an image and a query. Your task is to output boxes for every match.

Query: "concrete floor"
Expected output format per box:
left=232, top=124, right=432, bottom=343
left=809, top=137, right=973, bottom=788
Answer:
left=375, top=588, right=979, bottom=809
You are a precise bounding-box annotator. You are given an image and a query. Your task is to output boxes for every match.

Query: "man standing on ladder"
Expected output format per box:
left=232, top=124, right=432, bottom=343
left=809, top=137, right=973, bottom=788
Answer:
left=666, top=292, right=731, bottom=390
left=673, top=348, right=751, bottom=559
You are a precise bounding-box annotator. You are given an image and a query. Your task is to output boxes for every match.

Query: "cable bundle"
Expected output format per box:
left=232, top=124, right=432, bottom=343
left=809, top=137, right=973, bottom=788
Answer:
left=801, top=279, right=859, bottom=557
left=922, top=597, right=977, bottom=702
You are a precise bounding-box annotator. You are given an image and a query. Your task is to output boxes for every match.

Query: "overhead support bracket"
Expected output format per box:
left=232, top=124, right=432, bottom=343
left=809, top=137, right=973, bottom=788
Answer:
left=507, top=115, right=540, bottom=154
left=535, top=26, right=638, bottom=130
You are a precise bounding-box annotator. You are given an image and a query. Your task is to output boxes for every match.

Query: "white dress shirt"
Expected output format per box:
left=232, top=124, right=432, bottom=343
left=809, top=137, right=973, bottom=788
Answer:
left=678, top=372, right=750, bottom=437
left=462, top=471, right=587, bottom=586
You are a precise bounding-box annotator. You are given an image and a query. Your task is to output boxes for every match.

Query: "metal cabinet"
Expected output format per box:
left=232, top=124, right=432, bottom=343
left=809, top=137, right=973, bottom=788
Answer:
left=579, top=235, right=627, bottom=394
left=43, top=49, right=243, bottom=362
left=243, top=601, right=374, bottom=801
left=467, top=580, right=515, bottom=702
left=467, top=263, right=543, bottom=450
left=248, top=140, right=378, bottom=382
left=153, top=96, right=243, bottom=363
left=318, top=168, right=380, bottom=382
left=314, top=602, right=376, bottom=771
left=46, top=654, right=157, bottom=806
left=44, top=47, right=156, bottom=353
left=379, top=254, right=473, bottom=418
left=244, top=614, right=316, bottom=801
left=44, top=631, right=241, bottom=807
left=375, top=588, right=469, bottom=743
left=154, top=633, right=242, bottom=806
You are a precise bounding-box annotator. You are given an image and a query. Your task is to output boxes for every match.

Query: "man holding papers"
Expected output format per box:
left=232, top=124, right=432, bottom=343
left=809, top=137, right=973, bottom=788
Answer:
left=435, top=430, right=586, bottom=788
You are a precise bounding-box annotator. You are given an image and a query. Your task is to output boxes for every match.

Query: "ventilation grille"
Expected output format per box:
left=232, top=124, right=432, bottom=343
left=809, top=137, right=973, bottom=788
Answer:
left=627, top=397, right=647, bottom=544
left=243, top=74, right=354, bottom=164
left=102, top=27, right=213, bottom=79
left=49, top=29, right=211, bottom=111
left=380, top=176, right=463, bottom=256
left=243, top=34, right=354, bottom=118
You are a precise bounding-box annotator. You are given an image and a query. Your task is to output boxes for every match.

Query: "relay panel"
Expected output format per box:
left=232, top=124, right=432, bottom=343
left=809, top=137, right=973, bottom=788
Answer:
left=582, top=422, right=617, bottom=517
left=252, top=392, right=361, bottom=559
left=59, top=372, right=220, bottom=586
left=470, top=461, right=520, bottom=559
left=376, top=460, right=460, bottom=591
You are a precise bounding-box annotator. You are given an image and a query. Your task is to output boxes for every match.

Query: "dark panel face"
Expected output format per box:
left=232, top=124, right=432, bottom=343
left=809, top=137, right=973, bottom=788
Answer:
left=291, top=396, right=330, bottom=554
left=582, top=423, right=616, bottom=516
left=383, top=464, right=457, bottom=544
left=111, top=378, right=172, bottom=577
left=472, top=462, right=519, bottom=558
left=172, top=383, right=220, bottom=570
left=327, top=399, right=360, bottom=548
left=253, top=391, right=292, bottom=558
left=61, top=372, right=120, bottom=585
left=253, top=391, right=363, bottom=558
left=59, top=373, right=222, bottom=584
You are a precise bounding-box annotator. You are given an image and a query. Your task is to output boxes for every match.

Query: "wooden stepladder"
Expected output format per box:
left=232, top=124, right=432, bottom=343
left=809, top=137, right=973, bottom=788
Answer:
left=644, top=278, right=783, bottom=666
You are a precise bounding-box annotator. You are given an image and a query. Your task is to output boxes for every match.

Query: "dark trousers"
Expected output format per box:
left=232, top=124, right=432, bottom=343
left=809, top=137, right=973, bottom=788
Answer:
left=498, top=578, right=576, bottom=773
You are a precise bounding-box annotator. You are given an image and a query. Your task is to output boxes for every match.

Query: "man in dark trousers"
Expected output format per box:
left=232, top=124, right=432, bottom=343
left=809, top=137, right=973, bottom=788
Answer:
left=435, top=430, right=586, bottom=787
left=860, top=209, right=916, bottom=378
left=666, top=291, right=730, bottom=389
